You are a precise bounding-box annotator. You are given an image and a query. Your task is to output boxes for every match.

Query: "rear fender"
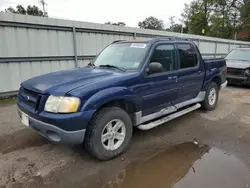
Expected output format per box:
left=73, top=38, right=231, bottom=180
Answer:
left=203, top=68, right=221, bottom=91
left=81, top=87, right=142, bottom=112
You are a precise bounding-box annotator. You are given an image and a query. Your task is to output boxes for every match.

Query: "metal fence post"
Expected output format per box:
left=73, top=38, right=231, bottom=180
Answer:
left=133, top=32, right=137, bottom=40
left=72, top=26, right=78, bottom=68
left=228, top=43, right=231, bottom=52
left=198, top=38, right=200, bottom=49
left=214, top=41, right=218, bottom=58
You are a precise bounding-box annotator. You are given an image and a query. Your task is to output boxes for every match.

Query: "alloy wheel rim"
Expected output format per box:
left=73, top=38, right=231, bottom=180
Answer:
left=101, top=119, right=126, bottom=151
left=208, top=88, right=216, bottom=106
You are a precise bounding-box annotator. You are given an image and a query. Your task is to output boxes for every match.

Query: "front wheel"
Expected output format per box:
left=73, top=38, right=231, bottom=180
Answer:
left=84, top=107, right=133, bottom=161
left=202, top=82, right=219, bottom=111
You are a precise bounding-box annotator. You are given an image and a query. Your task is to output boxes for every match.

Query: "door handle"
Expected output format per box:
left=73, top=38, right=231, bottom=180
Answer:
left=173, top=76, right=178, bottom=79
left=198, top=71, right=202, bottom=75
left=173, top=76, right=178, bottom=82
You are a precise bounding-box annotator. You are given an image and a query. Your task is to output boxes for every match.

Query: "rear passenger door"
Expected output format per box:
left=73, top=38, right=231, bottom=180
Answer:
left=176, top=43, right=204, bottom=103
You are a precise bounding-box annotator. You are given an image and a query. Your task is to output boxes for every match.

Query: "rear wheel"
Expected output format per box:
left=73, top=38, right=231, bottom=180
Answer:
left=202, top=82, right=219, bottom=111
left=84, top=107, right=132, bottom=161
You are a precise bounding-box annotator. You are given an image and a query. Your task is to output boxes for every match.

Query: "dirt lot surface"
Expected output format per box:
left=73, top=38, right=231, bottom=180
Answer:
left=1, top=86, right=250, bottom=188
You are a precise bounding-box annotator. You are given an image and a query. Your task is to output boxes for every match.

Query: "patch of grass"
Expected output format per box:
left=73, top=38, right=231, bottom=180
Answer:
left=0, top=97, right=17, bottom=106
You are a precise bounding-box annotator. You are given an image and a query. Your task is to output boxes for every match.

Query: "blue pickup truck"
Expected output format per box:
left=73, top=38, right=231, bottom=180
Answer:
left=17, top=38, right=227, bottom=160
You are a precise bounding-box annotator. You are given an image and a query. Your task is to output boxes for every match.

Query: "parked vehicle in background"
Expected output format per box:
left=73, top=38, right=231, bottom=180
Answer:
left=226, top=48, right=250, bottom=85
left=17, top=38, right=227, bottom=160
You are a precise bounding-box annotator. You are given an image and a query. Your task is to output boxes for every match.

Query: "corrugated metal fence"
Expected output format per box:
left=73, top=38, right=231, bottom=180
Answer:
left=1, top=12, right=250, bottom=96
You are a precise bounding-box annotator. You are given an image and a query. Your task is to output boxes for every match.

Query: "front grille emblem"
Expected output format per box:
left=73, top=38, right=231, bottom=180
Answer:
left=26, top=96, right=30, bottom=101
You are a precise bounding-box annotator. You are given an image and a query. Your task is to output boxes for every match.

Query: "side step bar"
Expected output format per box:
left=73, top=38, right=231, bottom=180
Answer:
left=138, top=103, right=201, bottom=130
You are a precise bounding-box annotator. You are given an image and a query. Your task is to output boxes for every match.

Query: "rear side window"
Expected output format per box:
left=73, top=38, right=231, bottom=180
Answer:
left=177, top=44, right=198, bottom=69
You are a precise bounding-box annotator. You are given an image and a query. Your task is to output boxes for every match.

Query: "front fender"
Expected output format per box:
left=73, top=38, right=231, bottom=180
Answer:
left=81, top=87, right=142, bottom=112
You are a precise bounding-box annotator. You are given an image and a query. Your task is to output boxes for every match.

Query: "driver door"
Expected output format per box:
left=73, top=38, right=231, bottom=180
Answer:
left=139, top=44, right=180, bottom=116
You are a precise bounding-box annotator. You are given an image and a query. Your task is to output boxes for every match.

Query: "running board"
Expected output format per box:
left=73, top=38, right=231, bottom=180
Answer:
left=137, top=103, right=201, bottom=130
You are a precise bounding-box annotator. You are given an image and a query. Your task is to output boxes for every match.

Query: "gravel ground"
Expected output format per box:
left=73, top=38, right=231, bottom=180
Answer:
left=0, top=86, right=250, bottom=188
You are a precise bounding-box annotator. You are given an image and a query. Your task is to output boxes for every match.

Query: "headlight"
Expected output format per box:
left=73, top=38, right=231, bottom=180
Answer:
left=45, top=95, right=80, bottom=113
left=245, top=69, right=249, bottom=74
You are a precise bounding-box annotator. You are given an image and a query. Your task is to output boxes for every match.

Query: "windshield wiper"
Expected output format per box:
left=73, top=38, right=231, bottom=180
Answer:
left=87, top=62, right=95, bottom=67
left=99, top=64, right=126, bottom=72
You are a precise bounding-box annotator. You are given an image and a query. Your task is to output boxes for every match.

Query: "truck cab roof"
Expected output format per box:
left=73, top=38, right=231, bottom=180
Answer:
left=112, top=37, right=195, bottom=45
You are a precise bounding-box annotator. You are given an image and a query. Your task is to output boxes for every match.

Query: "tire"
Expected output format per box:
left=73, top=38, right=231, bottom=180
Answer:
left=202, top=82, right=219, bottom=111
left=84, top=107, right=133, bottom=161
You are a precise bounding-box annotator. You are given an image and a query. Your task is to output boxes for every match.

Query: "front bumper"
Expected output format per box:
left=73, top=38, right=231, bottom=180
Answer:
left=18, top=109, right=85, bottom=145
left=227, top=75, right=249, bottom=85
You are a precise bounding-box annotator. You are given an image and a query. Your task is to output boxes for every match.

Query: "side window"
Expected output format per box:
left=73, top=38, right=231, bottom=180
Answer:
left=177, top=44, right=198, bottom=69
left=150, top=45, right=176, bottom=72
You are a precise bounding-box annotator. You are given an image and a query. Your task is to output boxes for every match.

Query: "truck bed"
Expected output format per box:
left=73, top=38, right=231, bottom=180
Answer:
left=204, top=58, right=226, bottom=69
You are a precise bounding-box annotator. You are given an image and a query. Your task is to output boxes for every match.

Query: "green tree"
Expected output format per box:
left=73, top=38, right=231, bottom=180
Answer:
left=27, top=5, right=44, bottom=16
left=138, top=16, right=164, bottom=30
left=166, top=24, right=187, bottom=33
left=213, top=0, right=242, bottom=38
left=180, top=0, right=250, bottom=40
left=5, top=7, right=17, bottom=14
left=169, top=16, right=176, bottom=27
left=16, top=5, right=27, bottom=14
left=209, top=13, right=232, bottom=38
left=5, top=5, right=47, bottom=17
left=166, top=16, right=187, bottom=33
left=239, top=0, right=250, bottom=27
left=104, top=21, right=126, bottom=26
left=238, top=0, right=250, bottom=40
left=182, top=0, right=214, bottom=35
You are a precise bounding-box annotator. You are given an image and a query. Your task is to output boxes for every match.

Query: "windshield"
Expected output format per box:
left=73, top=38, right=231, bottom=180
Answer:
left=92, top=43, right=150, bottom=70
left=225, top=49, right=250, bottom=62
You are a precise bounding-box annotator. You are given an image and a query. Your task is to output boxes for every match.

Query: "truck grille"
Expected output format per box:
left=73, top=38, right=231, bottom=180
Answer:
left=19, top=88, right=41, bottom=110
left=227, top=68, right=244, bottom=76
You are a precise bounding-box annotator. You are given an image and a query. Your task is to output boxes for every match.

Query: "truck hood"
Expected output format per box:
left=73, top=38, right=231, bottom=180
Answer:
left=226, top=60, right=250, bottom=69
left=21, top=67, right=122, bottom=95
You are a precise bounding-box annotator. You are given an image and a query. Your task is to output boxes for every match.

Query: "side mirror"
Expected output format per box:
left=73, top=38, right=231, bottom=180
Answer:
left=147, top=62, right=163, bottom=74
left=186, top=51, right=194, bottom=57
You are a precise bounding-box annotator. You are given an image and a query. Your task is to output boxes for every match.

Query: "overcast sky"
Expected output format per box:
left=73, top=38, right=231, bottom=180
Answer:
left=0, top=0, right=192, bottom=27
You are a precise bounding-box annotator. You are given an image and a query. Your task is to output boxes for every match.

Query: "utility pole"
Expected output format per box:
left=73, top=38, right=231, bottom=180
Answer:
left=179, top=18, right=184, bottom=36
left=40, top=0, right=47, bottom=16
left=233, top=12, right=237, bottom=41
